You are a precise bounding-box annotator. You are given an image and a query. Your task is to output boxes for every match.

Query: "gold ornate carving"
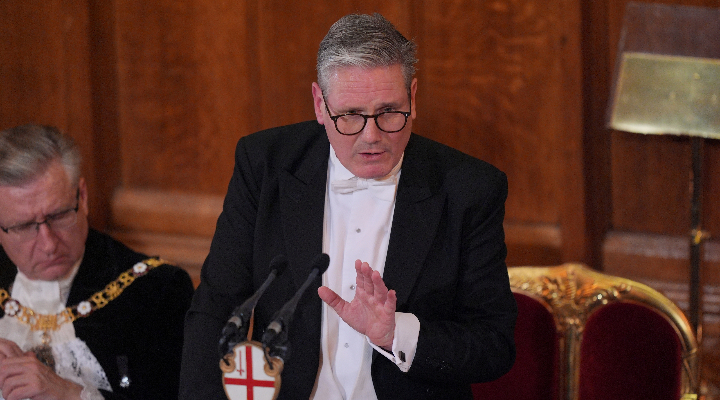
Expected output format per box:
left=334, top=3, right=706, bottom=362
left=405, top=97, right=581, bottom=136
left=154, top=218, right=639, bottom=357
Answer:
left=509, top=264, right=630, bottom=333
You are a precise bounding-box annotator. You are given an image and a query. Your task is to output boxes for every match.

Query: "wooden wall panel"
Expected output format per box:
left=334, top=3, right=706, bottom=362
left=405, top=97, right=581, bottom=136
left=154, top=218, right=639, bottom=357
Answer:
left=0, top=0, right=584, bottom=270
left=109, top=0, right=260, bottom=268
left=115, top=0, right=254, bottom=194
left=108, top=2, right=421, bottom=267
left=7, top=0, right=715, bottom=288
left=0, top=1, right=100, bottom=227
left=0, top=1, right=69, bottom=127
left=611, top=133, right=692, bottom=235
left=4, top=0, right=713, bottom=278
left=416, top=0, right=583, bottom=265
left=418, top=0, right=566, bottom=225
left=87, top=1, right=121, bottom=230
left=706, top=141, right=720, bottom=230
left=255, top=1, right=412, bottom=130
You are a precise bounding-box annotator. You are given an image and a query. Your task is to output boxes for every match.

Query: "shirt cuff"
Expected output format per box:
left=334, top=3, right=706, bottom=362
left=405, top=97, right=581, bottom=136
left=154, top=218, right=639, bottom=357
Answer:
left=368, top=312, right=420, bottom=372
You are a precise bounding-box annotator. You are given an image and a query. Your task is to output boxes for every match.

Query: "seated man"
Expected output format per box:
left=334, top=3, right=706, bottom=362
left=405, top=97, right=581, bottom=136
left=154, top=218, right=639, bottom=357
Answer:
left=0, top=124, right=194, bottom=400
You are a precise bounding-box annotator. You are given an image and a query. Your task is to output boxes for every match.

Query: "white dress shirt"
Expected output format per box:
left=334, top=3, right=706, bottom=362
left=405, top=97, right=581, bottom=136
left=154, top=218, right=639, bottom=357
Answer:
left=312, top=148, right=420, bottom=400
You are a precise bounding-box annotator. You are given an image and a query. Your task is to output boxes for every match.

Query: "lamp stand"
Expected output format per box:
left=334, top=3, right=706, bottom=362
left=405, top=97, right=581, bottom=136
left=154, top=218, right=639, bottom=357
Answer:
left=689, top=136, right=707, bottom=395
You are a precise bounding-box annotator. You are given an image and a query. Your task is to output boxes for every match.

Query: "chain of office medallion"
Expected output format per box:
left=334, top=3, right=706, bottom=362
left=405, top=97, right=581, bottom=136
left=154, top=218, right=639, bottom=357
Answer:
left=0, top=258, right=167, bottom=332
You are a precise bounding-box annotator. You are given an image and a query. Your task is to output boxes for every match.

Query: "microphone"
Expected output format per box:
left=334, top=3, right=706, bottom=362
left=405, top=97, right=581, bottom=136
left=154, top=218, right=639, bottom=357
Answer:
left=261, top=253, right=330, bottom=359
left=218, top=254, right=288, bottom=359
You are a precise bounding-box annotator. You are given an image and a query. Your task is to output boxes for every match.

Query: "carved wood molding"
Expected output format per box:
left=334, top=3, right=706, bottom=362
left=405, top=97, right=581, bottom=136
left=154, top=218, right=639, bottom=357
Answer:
left=111, top=187, right=224, bottom=236
left=603, top=230, right=720, bottom=285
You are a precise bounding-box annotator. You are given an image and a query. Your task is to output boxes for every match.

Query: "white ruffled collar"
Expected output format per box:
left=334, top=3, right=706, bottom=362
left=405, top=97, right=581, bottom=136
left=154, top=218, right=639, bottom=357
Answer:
left=10, top=258, right=81, bottom=314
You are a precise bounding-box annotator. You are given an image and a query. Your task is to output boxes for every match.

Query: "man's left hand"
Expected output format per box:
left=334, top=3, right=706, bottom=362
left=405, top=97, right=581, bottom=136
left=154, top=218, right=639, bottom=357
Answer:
left=318, top=260, right=397, bottom=349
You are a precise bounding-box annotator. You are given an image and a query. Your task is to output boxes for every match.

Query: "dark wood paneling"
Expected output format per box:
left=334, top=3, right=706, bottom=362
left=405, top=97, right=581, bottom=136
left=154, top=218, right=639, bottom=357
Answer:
left=415, top=0, right=585, bottom=265
left=4, top=0, right=718, bottom=305
left=706, top=141, right=720, bottom=231
left=559, top=0, right=590, bottom=263
left=111, top=229, right=208, bottom=286
left=604, top=231, right=720, bottom=285
left=111, top=188, right=222, bottom=237
left=417, top=0, right=570, bottom=226
left=102, top=1, right=583, bottom=270
left=505, top=222, right=563, bottom=267
left=612, top=133, right=692, bottom=235
left=578, top=0, right=614, bottom=267
left=115, top=1, right=255, bottom=194
left=0, top=1, right=585, bottom=271
left=0, top=1, right=68, bottom=127
left=109, top=188, right=222, bottom=271
left=88, top=0, right=122, bottom=230
left=255, top=2, right=412, bottom=130
left=0, top=1, right=99, bottom=226
left=257, top=2, right=328, bottom=128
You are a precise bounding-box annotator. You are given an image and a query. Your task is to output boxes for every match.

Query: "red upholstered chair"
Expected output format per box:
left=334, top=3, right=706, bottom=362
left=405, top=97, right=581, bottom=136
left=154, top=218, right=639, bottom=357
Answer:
left=472, top=292, right=558, bottom=400
left=576, top=273, right=698, bottom=400
left=473, top=263, right=698, bottom=400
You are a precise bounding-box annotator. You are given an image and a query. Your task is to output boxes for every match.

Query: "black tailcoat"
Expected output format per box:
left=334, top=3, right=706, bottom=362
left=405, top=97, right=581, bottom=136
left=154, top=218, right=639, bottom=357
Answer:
left=180, top=121, right=516, bottom=400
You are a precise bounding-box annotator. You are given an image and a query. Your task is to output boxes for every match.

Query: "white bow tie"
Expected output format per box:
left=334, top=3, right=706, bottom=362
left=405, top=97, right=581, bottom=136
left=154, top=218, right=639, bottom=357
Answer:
left=330, top=176, right=398, bottom=201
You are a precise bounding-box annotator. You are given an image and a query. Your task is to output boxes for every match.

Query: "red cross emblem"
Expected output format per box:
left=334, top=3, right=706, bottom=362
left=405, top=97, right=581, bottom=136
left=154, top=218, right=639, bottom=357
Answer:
left=223, top=344, right=277, bottom=400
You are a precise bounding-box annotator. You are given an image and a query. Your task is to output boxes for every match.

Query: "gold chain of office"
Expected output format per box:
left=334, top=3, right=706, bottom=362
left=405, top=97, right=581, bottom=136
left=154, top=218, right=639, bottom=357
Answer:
left=0, top=258, right=167, bottom=332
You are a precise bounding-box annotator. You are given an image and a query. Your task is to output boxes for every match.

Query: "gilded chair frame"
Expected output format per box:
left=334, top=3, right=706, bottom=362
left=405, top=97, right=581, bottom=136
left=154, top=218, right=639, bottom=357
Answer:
left=508, top=263, right=698, bottom=400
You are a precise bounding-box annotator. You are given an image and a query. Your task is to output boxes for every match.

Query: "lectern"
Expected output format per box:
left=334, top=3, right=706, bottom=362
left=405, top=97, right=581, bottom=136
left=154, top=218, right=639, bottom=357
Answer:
left=607, top=2, right=720, bottom=395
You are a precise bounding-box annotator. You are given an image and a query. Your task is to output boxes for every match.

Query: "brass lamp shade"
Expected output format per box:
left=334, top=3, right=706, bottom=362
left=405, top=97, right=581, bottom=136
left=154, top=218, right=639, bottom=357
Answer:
left=609, top=52, right=720, bottom=138
left=607, top=2, right=720, bottom=138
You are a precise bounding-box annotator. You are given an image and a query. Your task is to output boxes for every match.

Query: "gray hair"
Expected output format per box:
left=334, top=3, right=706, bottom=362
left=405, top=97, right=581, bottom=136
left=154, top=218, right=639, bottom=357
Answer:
left=0, top=124, right=82, bottom=187
left=317, top=13, right=418, bottom=94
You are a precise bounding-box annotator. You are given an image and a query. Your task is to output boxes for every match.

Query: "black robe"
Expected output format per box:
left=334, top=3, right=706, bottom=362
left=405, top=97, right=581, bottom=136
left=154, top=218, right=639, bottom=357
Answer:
left=0, top=229, right=194, bottom=399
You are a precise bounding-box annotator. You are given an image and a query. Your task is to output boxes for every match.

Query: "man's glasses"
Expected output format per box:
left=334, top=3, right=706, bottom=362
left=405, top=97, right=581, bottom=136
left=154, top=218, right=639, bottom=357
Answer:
left=322, top=93, right=411, bottom=136
left=0, top=189, right=80, bottom=241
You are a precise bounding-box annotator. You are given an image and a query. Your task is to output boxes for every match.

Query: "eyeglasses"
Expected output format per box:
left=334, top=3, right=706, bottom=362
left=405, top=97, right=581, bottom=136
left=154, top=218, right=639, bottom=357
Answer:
left=0, top=189, right=80, bottom=241
left=322, top=93, right=411, bottom=136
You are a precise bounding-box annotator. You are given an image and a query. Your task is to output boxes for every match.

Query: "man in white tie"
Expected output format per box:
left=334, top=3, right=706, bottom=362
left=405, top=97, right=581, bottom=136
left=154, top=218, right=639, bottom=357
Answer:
left=181, top=13, right=516, bottom=400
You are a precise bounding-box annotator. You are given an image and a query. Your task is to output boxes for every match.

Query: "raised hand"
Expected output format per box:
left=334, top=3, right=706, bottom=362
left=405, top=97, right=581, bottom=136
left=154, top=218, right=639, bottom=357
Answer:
left=318, top=260, right=397, bottom=349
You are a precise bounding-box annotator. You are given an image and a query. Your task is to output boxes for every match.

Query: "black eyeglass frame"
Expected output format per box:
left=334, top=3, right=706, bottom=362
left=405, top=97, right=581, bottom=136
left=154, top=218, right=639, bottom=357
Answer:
left=322, top=93, right=412, bottom=136
left=0, top=188, right=80, bottom=235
